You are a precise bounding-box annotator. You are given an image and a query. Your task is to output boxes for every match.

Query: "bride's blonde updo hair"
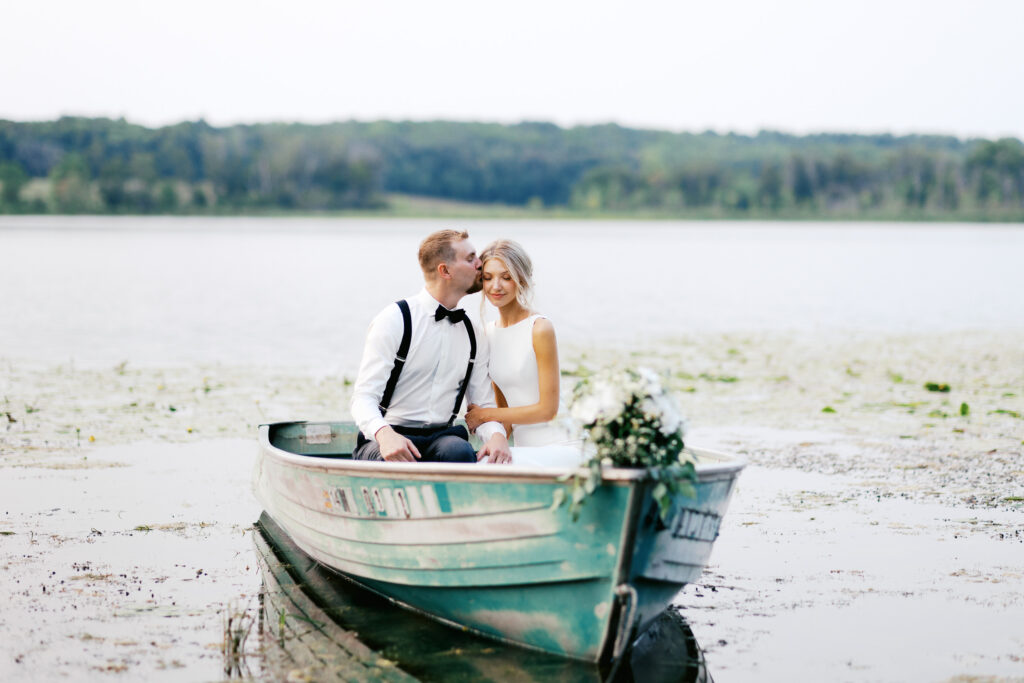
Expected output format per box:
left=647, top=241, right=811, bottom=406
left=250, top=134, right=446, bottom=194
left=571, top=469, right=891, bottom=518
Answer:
left=480, top=239, right=535, bottom=310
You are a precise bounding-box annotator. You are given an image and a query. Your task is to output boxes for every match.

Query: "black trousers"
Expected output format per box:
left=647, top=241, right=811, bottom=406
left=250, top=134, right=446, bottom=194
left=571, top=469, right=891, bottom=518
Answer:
left=353, top=424, right=476, bottom=463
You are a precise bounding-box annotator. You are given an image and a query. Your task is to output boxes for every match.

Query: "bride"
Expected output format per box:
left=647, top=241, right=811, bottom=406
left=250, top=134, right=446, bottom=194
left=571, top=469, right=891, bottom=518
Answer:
left=465, top=239, right=586, bottom=468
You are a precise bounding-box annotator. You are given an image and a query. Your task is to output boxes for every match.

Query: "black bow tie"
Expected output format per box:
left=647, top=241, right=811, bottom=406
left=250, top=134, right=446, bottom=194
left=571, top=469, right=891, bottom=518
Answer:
left=434, top=305, right=466, bottom=324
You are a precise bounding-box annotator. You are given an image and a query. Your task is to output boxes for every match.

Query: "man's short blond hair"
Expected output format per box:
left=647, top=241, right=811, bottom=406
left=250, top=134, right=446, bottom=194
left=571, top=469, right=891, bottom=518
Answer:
left=418, top=229, right=469, bottom=277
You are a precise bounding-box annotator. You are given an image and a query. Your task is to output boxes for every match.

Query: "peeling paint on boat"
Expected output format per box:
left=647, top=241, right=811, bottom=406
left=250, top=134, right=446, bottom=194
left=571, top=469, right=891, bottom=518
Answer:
left=253, top=420, right=744, bottom=662
left=456, top=608, right=583, bottom=655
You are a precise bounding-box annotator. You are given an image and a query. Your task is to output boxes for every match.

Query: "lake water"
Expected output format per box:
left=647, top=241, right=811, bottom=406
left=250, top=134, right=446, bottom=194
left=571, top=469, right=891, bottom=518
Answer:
left=1, top=216, right=1022, bottom=370
left=3, top=216, right=1023, bottom=682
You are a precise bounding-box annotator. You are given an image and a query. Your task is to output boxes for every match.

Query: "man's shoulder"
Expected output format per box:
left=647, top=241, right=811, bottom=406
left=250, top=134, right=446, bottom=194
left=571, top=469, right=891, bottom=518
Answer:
left=367, top=300, right=412, bottom=339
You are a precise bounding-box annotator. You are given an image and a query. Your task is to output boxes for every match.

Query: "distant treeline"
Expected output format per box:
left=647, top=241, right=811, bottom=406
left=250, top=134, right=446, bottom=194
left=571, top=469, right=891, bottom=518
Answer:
left=1, top=117, right=1022, bottom=219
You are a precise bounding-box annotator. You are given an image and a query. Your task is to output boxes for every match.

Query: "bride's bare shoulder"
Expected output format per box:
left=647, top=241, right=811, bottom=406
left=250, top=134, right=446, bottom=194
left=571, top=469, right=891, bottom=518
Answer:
left=531, top=315, right=556, bottom=340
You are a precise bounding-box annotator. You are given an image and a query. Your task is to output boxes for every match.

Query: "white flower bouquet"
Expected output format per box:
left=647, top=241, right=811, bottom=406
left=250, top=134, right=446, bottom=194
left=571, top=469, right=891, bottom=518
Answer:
left=558, top=366, right=696, bottom=520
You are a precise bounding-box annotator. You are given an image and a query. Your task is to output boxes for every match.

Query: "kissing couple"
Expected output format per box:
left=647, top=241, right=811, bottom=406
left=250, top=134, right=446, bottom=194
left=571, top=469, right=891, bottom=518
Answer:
left=350, top=229, right=586, bottom=467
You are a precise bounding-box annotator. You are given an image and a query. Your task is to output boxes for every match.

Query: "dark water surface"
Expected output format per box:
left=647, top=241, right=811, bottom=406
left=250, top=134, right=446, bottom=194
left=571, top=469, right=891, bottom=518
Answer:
left=254, top=514, right=712, bottom=682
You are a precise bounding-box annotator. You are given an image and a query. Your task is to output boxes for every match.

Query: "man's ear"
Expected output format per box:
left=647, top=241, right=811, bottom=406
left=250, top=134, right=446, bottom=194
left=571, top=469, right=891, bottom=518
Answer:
left=437, top=262, right=451, bottom=280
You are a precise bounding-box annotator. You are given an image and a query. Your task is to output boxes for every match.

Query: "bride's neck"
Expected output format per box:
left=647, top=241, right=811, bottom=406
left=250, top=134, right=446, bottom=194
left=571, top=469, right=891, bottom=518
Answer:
left=497, top=303, right=530, bottom=327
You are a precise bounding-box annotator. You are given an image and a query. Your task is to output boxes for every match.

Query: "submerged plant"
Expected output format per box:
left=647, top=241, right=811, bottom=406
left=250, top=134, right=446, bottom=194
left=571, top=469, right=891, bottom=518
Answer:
left=222, top=602, right=255, bottom=678
left=556, top=367, right=695, bottom=521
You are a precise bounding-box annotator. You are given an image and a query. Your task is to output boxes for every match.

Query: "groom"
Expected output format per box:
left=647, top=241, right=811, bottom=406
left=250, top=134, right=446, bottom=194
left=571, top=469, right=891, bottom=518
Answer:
left=350, top=229, right=511, bottom=464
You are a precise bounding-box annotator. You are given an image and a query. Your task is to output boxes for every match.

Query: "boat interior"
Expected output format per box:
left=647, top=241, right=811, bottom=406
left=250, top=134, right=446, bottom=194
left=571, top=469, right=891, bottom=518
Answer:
left=265, top=421, right=739, bottom=472
left=266, top=421, right=484, bottom=459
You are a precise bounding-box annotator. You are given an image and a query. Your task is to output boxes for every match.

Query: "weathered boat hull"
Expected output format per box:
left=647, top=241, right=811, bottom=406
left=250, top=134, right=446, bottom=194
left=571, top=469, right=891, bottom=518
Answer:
left=253, top=421, right=742, bottom=662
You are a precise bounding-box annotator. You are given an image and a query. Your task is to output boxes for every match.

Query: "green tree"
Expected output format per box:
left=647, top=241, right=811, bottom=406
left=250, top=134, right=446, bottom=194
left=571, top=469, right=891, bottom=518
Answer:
left=0, top=161, right=29, bottom=209
left=98, top=158, right=129, bottom=210
left=967, top=139, right=1024, bottom=205
left=790, top=155, right=815, bottom=206
left=571, top=166, right=643, bottom=210
left=157, top=182, right=178, bottom=212
left=50, top=153, right=94, bottom=213
left=757, top=164, right=784, bottom=210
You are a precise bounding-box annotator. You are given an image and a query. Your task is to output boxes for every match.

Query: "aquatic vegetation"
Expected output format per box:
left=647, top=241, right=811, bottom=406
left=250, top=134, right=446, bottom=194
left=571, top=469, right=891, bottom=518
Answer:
left=221, top=602, right=255, bottom=678
left=989, top=409, right=1022, bottom=418
left=821, top=406, right=837, bottom=413
left=960, top=402, right=970, bottom=416
left=699, top=373, right=739, bottom=383
left=924, top=382, right=951, bottom=393
left=889, top=401, right=926, bottom=413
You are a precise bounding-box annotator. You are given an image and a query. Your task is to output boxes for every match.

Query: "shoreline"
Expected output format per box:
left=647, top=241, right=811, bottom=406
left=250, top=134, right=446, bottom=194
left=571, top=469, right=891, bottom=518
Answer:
left=3, top=209, right=1024, bottom=225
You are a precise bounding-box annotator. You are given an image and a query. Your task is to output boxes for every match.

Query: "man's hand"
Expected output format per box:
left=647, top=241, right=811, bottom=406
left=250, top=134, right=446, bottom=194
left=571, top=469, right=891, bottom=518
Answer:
left=375, top=426, right=421, bottom=463
left=477, top=433, right=511, bottom=464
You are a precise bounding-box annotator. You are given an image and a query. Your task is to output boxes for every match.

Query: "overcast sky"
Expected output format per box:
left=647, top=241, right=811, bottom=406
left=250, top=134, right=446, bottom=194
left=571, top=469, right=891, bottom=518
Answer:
left=3, top=0, right=1022, bottom=139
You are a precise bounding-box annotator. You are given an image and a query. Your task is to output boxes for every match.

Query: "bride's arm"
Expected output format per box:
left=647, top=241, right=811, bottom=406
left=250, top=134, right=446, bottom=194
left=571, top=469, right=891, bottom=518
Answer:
left=492, top=383, right=513, bottom=435
left=465, top=319, right=560, bottom=429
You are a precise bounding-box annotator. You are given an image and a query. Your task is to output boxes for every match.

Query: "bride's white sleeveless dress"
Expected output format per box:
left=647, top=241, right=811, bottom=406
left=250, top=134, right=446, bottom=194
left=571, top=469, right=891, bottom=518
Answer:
left=486, top=314, right=587, bottom=468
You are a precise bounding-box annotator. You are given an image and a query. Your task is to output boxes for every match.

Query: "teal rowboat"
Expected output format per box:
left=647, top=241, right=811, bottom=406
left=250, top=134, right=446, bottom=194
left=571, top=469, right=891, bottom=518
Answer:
left=253, top=421, right=743, bottom=663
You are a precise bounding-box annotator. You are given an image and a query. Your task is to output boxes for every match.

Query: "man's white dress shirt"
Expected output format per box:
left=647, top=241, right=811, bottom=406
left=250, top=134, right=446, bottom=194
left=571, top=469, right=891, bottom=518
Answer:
left=350, top=289, right=505, bottom=443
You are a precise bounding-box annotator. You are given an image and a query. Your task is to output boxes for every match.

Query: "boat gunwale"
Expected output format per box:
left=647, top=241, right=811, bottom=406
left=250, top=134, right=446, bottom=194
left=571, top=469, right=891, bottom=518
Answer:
left=258, top=424, right=746, bottom=483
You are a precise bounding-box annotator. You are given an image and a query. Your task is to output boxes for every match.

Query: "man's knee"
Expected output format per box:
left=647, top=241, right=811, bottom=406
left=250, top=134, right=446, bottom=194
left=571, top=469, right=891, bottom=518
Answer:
left=353, top=440, right=382, bottom=461
left=431, top=436, right=476, bottom=463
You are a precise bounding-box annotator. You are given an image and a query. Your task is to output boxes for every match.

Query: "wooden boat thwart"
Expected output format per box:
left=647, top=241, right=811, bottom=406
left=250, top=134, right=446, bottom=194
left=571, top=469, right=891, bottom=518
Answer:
left=253, top=421, right=743, bottom=663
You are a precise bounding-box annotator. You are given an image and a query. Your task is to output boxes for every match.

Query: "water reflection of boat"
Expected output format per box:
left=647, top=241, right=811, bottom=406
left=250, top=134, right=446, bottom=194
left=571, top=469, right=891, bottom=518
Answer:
left=253, top=420, right=742, bottom=664
left=254, top=512, right=713, bottom=682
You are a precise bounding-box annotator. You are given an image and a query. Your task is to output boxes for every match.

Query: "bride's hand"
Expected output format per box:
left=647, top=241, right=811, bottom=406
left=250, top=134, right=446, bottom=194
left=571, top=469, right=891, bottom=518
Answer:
left=464, top=404, right=488, bottom=432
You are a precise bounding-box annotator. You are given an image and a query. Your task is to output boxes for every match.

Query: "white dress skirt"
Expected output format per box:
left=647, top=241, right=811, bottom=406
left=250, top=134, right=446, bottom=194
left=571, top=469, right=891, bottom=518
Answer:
left=484, top=314, right=588, bottom=468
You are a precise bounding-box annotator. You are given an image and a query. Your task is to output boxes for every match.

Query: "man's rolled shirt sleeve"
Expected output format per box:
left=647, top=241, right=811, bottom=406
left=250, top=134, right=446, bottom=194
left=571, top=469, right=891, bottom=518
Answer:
left=350, top=307, right=403, bottom=439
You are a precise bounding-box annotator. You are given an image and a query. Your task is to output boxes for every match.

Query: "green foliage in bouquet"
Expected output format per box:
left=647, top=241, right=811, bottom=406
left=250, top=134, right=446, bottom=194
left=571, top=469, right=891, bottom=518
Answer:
left=553, top=367, right=696, bottom=521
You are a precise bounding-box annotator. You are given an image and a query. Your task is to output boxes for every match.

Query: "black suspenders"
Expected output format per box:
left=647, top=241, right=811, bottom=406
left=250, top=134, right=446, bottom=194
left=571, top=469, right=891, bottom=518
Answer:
left=451, top=319, right=476, bottom=425
left=378, top=300, right=412, bottom=417
left=378, top=299, right=476, bottom=426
